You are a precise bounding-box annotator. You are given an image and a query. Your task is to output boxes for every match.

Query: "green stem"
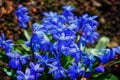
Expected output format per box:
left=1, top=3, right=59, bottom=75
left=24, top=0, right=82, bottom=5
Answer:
left=30, top=34, right=35, bottom=62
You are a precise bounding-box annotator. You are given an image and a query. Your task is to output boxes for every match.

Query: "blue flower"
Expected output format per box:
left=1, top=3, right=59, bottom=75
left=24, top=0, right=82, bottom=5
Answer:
left=67, top=62, right=85, bottom=80
left=6, top=51, right=28, bottom=70
left=34, top=53, right=55, bottom=67
left=17, top=68, right=35, bottom=80
left=33, top=23, right=47, bottom=33
left=78, top=14, right=98, bottom=31
left=42, top=14, right=67, bottom=35
left=95, top=65, right=105, bottom=73
left=62, top=5, right=75, bottom=12
left=62, top=5, right=75, bottom=21
left=61, top=43, right=82, bottom=62
left=82, top=53, right=95, bottom=72
left=0, top=33, right=13, bottom=53
left=43, top=11, right=58, bottom=17
left=84, top=72, right=91, bottom=78
left=77, top=14, right=99, bottom=45
left=114, top=46, right=120, bottom=54
left=4, top=40, right=13, bottom=53
left=99, top=50, right=110, bottom=64
left=53, top=28, right=76, bottom=52
left=31, top=23, right=52, bottom=52
left=0, top=33, right=4, bottom=48
left=42, top=12, right=64, bottom=26
left=99, top=49, right=116, bottom=64
left=80, top=24, right=99, bottom=44
left=48, top=61, right=67, bottom=79
left=109, top=48, right=116, bottom=59
left=29, top=62, right=44, bottom=78
left=31, top=26, right=50, bottom=51
left=15, top=5, right=30, bottom=28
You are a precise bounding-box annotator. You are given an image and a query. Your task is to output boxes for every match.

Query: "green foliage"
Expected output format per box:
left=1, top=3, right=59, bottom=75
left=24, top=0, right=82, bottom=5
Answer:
left=95, top=36, right=110, bottom=49
left=23, top=30, right=31, bottom=41
left=16, top=40, right=30, bottom=52
left=85, top=48, right=101, bottom=57
left=85, top=36, right=110, bottom=56
left=3, top=68, right=16, bottom=79
left=92, top=72, right=120, bottom=80
left=61, top=55, right=72, bottom=68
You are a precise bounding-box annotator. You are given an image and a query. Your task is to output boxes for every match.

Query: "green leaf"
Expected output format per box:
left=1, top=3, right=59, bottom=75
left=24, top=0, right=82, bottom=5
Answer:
left=24, top=30, right=31, bottom=40
left=16, top=40, right=30, bottom=51
left=109, top=60, right=120, bottom=67
left=64, top=56, right=73, bottom=68
left=110, top=74, right=118, bottom=80
left=3, top=68, right=16, bottom=79
left=85, top=48, right=101, bottom=56
left=17, top=39, right=24, bottom=44
left=3, top=68, right=13, bottom=76
left=95, top=36, right=110, bottom=49
left=92, top=72, right=119, bottom=80
left=15, top=48, right=22, bottom=53
left=21, top=44, right=30, bottom=51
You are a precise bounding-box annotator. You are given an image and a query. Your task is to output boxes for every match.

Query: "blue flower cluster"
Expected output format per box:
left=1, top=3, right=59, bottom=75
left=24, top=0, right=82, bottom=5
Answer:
left=0, top=33, right=29, bottom=70
left=0, top=33, right=13, bottom=53
left=6, top=51, right=29, bottom=70
left=31, top=6, right=100, bottom=79
left=17, top=62, right=44, bottom=80
left=1, top=5, right=120, bottom=80
left=15, top=5, right=30, bottom=28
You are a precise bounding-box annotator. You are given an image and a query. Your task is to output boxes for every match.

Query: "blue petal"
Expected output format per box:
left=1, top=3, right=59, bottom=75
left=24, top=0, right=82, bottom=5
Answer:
left=95, top=65, right=105, bottom=73
left=62, top=5, right=75, bottom=11
left=17, top=70, right=25, bottom=77
left=25, top=68, right=30, bottom=79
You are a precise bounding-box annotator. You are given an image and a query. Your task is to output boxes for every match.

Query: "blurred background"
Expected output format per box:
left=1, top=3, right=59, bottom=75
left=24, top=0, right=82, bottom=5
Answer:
left=0, top=0, right=120, bottom=80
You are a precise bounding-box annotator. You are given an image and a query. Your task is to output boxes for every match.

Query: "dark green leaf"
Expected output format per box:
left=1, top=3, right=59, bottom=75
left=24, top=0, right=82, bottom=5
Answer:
left=92, top=72, right=119, bottom=80
left=16, top=40, right=30, bottom=51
